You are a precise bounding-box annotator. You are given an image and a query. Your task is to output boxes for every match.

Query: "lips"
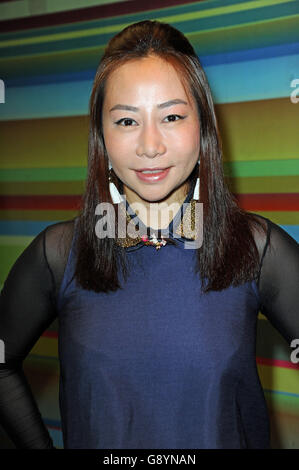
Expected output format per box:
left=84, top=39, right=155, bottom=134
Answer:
left=135, top=167, right=171, bottom=183
left=137, top=168, right=168, bottom=172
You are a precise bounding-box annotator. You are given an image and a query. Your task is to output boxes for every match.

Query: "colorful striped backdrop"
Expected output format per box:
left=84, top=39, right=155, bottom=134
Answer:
left=0, top=0, right=298, bottom=449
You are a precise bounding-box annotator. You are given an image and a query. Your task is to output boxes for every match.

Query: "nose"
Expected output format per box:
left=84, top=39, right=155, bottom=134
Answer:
left=136, top=122, right=166, bottom=158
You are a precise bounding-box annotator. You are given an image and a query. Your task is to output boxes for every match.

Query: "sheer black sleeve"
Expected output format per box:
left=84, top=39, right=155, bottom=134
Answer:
left=0, top=219, right=75, bottom=449
left=254, top=216, right=299, bottom=344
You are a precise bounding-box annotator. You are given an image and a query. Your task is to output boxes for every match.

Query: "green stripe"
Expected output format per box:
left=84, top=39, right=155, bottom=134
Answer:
left=264, top=389, right=299, bottom=414
left=24, top=354, right=59, bottom=367
left=224, top=160, right=299, bottom=177
left=1, top=160, right=298, bottom=183
left=161, top=0, right=296, bottom=26
left=187, top=15, right=299, bottom=54
left=0, top=244, right=29, bottom=282
left=0, top=0, right=295, bottom=48
left=0, top=1, right=28, bottom=22
left=0, top=0, right=129, bottom=22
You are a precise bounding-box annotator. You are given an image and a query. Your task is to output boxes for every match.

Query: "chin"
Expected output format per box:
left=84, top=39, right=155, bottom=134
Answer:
left=139, top=192, right=171, bottom=203
left=136, top=191, right=160, bottom=202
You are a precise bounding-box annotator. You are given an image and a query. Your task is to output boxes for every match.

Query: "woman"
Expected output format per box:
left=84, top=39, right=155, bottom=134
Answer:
left=0, top=20, right=298, bottom=449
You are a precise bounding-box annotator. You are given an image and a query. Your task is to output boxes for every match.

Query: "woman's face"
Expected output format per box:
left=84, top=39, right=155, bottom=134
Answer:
left=102, top=55, right=200, bottom=204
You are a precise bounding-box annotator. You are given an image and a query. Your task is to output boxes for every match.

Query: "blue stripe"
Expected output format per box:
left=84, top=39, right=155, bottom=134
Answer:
left=1, top=54, right=297, bottom=120
left=44, top=418, right=63, bottom=448
left=264, top=388, right=299, bottom=398
left=0, top=221, right=298, bottom=242
left=46, top=427, right=64, bottom=449
left=280, top=225, right=299, bottom=243
left=0, top=32, right=113, bottom=58
left=0, top=221, right=58, bottom=236
left=0, top=80, right=91, bottom=120
left=0, top=0, right=280, bottom=42
left=4, top=42, right=299, bottom=88
left=206, top=54, right=299, bottom=104
left=5, top=70, right=96, bottom=87
left=44, top=418, right=61, bottom=428
left=200, top=41, right=299, bottom=66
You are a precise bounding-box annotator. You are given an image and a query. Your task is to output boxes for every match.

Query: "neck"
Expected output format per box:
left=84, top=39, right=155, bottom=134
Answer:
left=124, top=180, right=191, bottom=230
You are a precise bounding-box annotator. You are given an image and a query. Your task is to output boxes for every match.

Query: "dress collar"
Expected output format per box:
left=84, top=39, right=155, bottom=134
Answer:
left=115, top=177, right=200, bottom=251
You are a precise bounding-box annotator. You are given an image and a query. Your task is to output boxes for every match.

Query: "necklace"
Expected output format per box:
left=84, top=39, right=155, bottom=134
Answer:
left=141, top=234, right=167, bottom=250
left=115, top=198, right=199, bottom=249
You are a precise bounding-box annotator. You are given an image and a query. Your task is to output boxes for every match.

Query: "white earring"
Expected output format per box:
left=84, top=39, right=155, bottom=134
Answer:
left=108, top=161, right=123, bottom=204
left=193, top=178, right=200, bottom=200
left=192, top=159, right=200, bottom=200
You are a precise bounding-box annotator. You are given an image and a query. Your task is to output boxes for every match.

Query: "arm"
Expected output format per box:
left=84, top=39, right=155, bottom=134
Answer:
left=0, top=220, right=74, bottom=448
left=256, top=218, right=299, bottom=344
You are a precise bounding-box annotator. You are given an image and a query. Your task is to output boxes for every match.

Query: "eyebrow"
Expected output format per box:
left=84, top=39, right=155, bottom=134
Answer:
left=109, top=99, right=188, bottom=112
left=158, top=99, right=188, bottom=109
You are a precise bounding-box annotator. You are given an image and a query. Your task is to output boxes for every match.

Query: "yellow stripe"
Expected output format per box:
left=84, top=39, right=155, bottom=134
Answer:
left=0, top=0, right=294, bottom=48
left=258, top=312, right=268, bottom=320
left=253, top=211, right=299, bottom=225
left=0, top=181, right=84, bottom=196
left=227, top=176, right=299, bottom=194
left=258, top=363, right=299, bottom=395
left=161, top=0, right=296, bottom=25
left=30, top=336, right=58, bottom=358
left=0, top=235, right=34, bottom=245
left=2, top=99, right=297, bottom=168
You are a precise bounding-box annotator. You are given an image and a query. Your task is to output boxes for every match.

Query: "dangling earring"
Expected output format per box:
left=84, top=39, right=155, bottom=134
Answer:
left=108, top=161, right=123, bottom=204
left=192, top=159, right=200, bottom=200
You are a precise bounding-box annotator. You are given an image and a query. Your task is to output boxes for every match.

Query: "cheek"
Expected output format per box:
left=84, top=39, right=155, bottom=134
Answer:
left=103, top=128, right=125, bottom=161
left=172, top=125, right=200, bottom=158
left=187, top=121, right=200, bottom=155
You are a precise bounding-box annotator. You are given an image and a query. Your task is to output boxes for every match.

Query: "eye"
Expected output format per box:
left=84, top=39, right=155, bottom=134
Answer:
left=163, top=114, right=185, bottom=122
left=115, top=118, right=137, bottom=126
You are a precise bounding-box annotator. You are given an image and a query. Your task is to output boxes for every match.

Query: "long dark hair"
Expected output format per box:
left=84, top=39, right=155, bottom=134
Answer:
left=74, top=20, right=266, bottom=293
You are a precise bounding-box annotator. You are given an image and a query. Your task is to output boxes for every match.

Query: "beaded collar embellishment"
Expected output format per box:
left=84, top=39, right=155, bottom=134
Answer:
left=114, top=198, right=200, bottom=250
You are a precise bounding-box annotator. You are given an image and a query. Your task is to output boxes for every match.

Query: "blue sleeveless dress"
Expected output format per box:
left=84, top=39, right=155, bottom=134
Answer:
left=57, top=189, right=270, bottom=449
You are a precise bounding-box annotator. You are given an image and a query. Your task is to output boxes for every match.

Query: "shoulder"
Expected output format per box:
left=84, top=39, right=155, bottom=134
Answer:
left=17, top=218, right=76, bottom=266
left=246, top=212, right=270, bottom=258
left=43, top=218, right=76, bottom=254
left=42, top=218, right=76, bottom=273
left=41, top=218, right=77, bottom=296
left=247, top=212, right=299, bottom=267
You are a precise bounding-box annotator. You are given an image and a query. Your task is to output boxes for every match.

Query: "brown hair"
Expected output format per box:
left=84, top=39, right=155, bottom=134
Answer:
left=74, top=20, right=265, bottom=293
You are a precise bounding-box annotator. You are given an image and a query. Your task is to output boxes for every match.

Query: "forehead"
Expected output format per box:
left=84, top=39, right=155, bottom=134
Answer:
left=104, top=55, right=192, bottom=104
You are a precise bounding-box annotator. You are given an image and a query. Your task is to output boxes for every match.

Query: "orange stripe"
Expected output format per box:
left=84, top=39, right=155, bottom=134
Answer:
left=0, top=195, right=81, bottom=210
left=235, top=193, right=299, bottom=211
left=42, top=330, right=58, bottom=339
left=1, top=193, right=299, bottom=211
left=256, top=356, right=299, bottom=370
